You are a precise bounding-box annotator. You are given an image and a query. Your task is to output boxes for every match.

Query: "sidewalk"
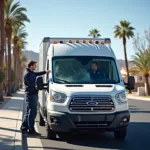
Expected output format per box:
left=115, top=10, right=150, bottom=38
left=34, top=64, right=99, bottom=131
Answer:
left=0, top=90, right=24, bottom=150
left=127, top=92, right=150, bottom=101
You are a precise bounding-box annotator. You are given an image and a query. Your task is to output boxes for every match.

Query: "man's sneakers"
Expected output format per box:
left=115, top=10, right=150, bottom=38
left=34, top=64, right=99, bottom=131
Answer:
left=21, top=130, right=29, bottom=135
left=21, top=130, right=41, bottom=136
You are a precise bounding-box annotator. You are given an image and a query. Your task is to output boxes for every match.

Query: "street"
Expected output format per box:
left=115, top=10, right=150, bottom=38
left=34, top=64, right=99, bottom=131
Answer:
left=32, top=99, right=150, bottom=150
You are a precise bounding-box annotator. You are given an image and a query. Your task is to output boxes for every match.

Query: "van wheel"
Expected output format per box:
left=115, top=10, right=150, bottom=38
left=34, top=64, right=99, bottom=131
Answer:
left=114, top=128, right=127, bottom=139
left=46, top=123, right=56, bottom=140
left=39, top=111, right=45, bottom=126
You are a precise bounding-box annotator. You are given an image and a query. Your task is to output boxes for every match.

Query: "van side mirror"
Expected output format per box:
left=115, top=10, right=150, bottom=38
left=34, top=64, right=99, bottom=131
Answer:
left=35, top=76, right=48, bottom=90
left=124, top=76, right=135, bottom=90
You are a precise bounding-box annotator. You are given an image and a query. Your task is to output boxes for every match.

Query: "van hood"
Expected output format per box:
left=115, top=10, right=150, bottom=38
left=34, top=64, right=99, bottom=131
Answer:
left=50, top=83, right=125, bottom=97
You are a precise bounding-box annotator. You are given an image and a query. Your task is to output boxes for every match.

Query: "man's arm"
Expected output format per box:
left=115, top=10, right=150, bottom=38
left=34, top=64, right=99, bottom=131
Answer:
left=35, top=71, right=46, bottom=76
left=35, top=70, right=51, bottom=76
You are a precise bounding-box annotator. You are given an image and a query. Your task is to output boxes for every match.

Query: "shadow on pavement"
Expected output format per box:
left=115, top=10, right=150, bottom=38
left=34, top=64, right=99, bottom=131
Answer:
left=129, top=106, right=150, bottom=113
left=29, top=146, right=75, bottom=150
left=0, top=134, right=21, bottom=150
left=1, top=100, right=22, bottom=111
left=67, top=122, right=150, bottom=150
left=129, top=105, right=150, bottom=115
left=37, top=122, right=150, bottom=150
left=0, top=116, right=22, bottom=121
left=130, top=110, right=150, bottom=113
left=1, top=92, right=24, bottom=111
left=22, top=134, right=28, bottom=150
left=0, top=127, right=20, bottom=133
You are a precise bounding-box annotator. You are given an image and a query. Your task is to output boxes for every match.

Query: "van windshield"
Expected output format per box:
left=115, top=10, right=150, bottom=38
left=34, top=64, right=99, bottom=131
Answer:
left=52, top=56, right=120, bottom=84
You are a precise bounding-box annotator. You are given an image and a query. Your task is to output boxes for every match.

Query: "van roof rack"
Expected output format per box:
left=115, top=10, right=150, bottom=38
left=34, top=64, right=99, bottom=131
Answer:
left=42, top=37, right=111, bottom=45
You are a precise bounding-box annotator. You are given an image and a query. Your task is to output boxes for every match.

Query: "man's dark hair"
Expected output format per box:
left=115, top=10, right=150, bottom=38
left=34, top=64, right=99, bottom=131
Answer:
left=91, top=61, right=98, bottom=66
left=28, top=60, right=37, bottom=68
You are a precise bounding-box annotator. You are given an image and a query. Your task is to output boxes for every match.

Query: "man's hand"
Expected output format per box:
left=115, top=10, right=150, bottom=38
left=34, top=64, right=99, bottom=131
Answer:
left=47, top=70, right=51, bottom=74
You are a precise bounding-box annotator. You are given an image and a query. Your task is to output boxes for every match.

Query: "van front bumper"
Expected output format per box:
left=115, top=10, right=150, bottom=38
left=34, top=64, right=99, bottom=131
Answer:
left=47, top=110, right=130, bottom=132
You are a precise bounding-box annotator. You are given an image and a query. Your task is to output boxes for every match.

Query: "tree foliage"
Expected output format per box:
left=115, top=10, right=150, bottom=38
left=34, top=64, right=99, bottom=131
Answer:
left=114, top=20, right=135, bottom=78
left=88, top=29, right=101, bottom=38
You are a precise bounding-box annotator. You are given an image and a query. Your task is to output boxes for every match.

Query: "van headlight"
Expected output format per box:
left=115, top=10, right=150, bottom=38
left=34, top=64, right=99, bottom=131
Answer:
left=50, top=91, right=67, bottom=103
left=115, top=91, right=127, bottom=103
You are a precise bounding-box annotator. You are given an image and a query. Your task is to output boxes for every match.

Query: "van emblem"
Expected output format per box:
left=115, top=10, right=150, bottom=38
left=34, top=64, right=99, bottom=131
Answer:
left=86, top=100, right=98, bottom=105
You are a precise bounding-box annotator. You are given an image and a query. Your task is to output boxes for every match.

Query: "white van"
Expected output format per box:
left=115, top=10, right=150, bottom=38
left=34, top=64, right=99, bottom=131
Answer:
left=36, top=37, right=135, bottom=140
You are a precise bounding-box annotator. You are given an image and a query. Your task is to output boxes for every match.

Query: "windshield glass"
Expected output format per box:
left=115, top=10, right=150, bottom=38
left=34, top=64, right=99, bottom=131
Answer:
left=52, top=56, right=120, bottom=84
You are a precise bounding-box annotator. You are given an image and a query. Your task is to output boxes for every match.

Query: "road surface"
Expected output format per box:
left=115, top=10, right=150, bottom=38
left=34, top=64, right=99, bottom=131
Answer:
left=36, top=99, right=150, bottom=150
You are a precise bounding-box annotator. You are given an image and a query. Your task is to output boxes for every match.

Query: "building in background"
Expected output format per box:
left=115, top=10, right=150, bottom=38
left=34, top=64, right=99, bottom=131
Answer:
left=120, top=67, right=150, bottom=92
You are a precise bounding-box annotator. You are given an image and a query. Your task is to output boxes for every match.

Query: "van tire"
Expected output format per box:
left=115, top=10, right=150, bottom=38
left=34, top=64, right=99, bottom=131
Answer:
left=39, top=111, right=45, bottom=126
left=114, top=128, right=127, bottom=139
left=46, top=123, right=56, bottom=140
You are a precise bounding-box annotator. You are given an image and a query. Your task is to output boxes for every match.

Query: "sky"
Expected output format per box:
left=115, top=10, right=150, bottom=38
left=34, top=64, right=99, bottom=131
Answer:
left=17, top=0, right=150, bottom=59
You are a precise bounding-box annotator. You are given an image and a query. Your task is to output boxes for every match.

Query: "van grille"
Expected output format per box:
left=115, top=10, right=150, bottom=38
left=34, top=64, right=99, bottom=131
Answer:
left=69, top=96, right=115, bottom=112
left=74, top=121, right=111, bottom=128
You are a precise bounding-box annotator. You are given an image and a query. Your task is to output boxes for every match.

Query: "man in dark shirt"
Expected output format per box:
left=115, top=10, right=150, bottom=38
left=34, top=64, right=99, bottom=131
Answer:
left=21, top=60, right=50, bottom=135
left=88, top=62, right=105, bottom=80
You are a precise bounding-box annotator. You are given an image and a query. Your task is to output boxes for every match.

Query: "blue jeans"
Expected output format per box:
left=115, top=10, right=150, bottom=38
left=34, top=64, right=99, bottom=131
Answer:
left=21, top=94, right=38, bottom=132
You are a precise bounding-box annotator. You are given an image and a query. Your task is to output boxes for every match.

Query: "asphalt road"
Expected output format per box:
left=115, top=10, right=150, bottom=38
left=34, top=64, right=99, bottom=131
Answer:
left=36, top=99, right=150, bottom=150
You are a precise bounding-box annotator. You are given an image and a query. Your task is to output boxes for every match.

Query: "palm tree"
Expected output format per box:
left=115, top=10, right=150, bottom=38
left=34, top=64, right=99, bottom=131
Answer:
left=19, top=50, right=27, bottom=85
left=114, top=20, right=135, bottom=77
left=0, top=0, right=5, bottom=101
left=129, top=68, right=139, bottom=76
left=16, top=39, right=28, bottom=88
left=4, top=0, right=30, bottom=96
left=12, top=25, right=28, bottom=90
left=131, top=49, right=150, bottom=96
left=88, top=29, right=101, bottom=38
left=16, top=37, right=28, bottom=87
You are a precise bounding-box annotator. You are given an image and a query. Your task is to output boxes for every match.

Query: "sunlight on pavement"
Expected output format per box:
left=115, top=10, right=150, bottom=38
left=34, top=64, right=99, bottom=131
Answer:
left=11, top=97, right=24, bottom=100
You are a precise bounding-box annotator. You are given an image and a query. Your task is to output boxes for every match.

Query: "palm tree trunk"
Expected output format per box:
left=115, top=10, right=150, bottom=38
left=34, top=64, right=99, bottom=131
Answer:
left=4, top=42, right=8, bottom=93
left=13, top=36, right=18, bottom=92
left=18, top=53, right=22, bottom=90
left=145, top=75, right=150, bottom=96
left=16, top=48, right=19, bottom=90
left=123, top=37, right=129, bottom=77
left=14, top=45, right=17, bottom=92
left=0, top=83, right=4, bottom=102
left=18, top=62, right=21, bottom=90
left=7, top=37, right=12, bottom=96
left=0, top=58, right=4, bottom=101
left=0, top=0, right=5, bottom=101
left=13, top=46, right=16, bottom=72
left=123, top=37, right=131, bottom=93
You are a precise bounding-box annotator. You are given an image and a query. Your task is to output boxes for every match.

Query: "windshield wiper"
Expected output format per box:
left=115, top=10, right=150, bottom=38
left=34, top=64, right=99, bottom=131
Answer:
left=54, top=78, right=70, bottom=83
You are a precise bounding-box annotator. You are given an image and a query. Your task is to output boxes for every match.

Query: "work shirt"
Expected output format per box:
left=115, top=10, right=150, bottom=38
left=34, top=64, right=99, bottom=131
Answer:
left=24, top=68, right=46, bottom=96
left=88, top=69, right=105, bottom=80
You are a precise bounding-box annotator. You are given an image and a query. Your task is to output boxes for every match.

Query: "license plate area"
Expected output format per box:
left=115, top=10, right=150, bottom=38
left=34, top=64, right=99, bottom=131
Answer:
left=70, top=114, right=114, bottom=122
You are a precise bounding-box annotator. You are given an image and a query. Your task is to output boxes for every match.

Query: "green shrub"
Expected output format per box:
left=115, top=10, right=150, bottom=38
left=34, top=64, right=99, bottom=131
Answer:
left=0, top=70, right=5, bottom=84
left=3, top=63, right=7, bottom=71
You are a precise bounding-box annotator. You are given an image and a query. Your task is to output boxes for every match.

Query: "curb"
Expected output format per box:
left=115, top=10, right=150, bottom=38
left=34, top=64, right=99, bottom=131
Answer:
left=14, top=97, right=24, bottom=150
left=127, top=95, right=150, bottom=101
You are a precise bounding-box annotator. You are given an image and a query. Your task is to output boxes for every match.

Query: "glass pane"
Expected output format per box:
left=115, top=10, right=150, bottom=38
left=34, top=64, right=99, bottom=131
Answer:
left=52, top=56, right=119, bottom=84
